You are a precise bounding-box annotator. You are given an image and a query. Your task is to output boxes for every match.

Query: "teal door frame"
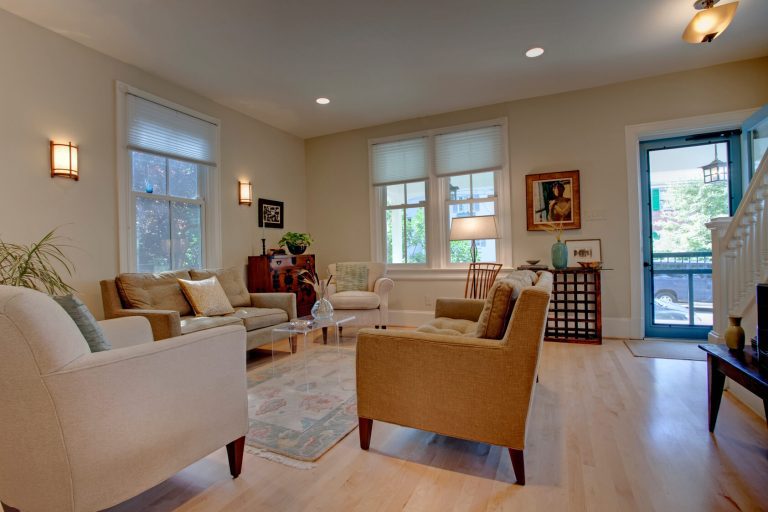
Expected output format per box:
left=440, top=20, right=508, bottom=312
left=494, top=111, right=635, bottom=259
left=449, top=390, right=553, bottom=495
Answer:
left=639, top=132, right=742, bottom=339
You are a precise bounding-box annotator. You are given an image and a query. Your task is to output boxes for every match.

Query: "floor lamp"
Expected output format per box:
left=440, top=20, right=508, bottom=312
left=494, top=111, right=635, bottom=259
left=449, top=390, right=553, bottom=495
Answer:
left=449, top=215, right=501, bottom=299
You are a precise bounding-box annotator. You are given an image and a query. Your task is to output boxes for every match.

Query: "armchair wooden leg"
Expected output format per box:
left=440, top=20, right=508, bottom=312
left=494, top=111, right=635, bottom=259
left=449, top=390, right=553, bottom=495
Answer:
left=289, top=335, right=297, bottom=353
left=508, top=448, right=525, bottom=485
left=339, top=326, right=343, bottom=338
left=359, top=417, right=373, bottom=450
left=381, top=325, right=387, bottom=330
left=226, top=436, right=245, bottom=478
left=322, top=326, right=328, bottom=344
left=2, top=502, right=20, bottom=512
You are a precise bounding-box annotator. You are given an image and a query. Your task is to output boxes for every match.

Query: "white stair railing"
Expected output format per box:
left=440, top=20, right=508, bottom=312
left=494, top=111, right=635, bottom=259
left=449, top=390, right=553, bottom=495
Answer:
left=708, top=151, right=768, bottom=341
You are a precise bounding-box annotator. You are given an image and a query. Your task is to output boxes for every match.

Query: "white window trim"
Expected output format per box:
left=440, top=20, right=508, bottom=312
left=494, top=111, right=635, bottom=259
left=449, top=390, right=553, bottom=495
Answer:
left=369, top=118, right=511, bottom=274
left=115, top=81, right=222, bottom=272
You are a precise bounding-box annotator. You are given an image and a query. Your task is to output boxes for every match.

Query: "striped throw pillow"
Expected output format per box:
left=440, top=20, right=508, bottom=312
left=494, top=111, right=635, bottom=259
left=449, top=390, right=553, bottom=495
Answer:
left=336, top=263, right=369, bottom=292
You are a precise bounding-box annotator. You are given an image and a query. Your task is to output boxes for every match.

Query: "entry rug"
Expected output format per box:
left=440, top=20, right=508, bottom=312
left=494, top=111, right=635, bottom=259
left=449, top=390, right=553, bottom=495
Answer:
left=624, top=339, right=706, bottom=361
left=245, top=346, right=358, bottom=465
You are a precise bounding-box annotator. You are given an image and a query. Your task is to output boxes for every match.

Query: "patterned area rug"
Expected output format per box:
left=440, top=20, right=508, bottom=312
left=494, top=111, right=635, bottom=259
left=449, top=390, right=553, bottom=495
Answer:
left=246, top=345, right=357, bottom=463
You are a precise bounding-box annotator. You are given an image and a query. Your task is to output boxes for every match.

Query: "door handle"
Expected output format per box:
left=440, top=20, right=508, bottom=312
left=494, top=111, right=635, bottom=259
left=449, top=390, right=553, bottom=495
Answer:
left=643, top=261, right=652, bottom=268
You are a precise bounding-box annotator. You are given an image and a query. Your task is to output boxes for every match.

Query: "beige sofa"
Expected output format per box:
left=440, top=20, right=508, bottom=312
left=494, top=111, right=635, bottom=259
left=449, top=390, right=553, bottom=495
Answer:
left=0, top=285, right=248, bottom=512
left=355, top=271, right=553, bottom=485
left=101, top=267, right=296, bottom=351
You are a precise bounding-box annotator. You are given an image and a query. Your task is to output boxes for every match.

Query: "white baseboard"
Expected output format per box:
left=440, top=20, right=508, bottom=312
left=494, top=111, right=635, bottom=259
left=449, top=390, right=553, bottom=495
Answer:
left=602, top=317, right=630, bottom=339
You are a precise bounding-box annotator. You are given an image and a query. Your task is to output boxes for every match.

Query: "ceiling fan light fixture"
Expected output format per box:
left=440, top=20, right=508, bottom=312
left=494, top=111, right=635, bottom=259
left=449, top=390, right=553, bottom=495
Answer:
left=525, top=47, right=545, bottom=58
left=682, top=0, right=739, bottom=44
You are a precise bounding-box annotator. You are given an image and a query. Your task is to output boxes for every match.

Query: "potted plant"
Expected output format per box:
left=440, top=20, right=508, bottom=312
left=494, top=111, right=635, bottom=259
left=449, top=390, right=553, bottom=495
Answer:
left=0, top=229, right=76, bottom=295
left=278, top=232, right=313, bottom=255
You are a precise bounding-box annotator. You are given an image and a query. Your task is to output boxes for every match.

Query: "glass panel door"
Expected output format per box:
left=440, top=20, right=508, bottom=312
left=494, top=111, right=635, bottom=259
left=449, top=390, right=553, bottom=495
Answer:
left=640, top=132, right=741, bottom=339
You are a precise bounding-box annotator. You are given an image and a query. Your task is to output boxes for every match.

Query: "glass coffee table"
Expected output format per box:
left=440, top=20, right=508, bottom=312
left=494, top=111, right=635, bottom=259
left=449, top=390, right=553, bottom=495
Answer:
left=270, top=313, right=356, bottom=355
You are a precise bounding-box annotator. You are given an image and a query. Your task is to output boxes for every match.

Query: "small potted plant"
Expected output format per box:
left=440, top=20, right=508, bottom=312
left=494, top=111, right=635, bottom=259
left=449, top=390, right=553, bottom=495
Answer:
left=278, top=232, right=313, bottom=255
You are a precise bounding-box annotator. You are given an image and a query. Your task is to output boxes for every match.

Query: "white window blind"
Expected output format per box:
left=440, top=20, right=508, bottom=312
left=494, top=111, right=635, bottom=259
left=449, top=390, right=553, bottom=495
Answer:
left=126, top=93, right=218, bottom=167
left=371, top=137, right=428, bottom=185
left=435, top=125, right=503, bottom=176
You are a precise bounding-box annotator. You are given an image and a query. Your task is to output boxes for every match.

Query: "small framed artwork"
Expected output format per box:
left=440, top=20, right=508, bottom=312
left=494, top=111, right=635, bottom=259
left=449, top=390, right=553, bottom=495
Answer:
left=565, top=239, right=602, bottom=264
left=525, top=170, right=581, bottom=231
left=258, top=198, right=284, bottom=229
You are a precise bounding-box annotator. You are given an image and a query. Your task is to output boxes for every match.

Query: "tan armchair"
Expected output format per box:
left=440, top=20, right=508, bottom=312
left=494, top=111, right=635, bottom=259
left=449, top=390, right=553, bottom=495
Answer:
left=326, top=262, right=394, bottom=329
left=0, top=285, right=249, bottom=511
left=355, top=272, right=552, bottom=485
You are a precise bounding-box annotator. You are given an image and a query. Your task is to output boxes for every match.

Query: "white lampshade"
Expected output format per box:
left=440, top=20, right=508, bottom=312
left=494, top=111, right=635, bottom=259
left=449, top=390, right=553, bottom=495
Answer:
left=238, top=180, right=253, bottom=205
left=50, top=141, right=79, bottom=180
left=449, top=215, right=499, bottom=241
left=682, top=1, right=739, bottom=43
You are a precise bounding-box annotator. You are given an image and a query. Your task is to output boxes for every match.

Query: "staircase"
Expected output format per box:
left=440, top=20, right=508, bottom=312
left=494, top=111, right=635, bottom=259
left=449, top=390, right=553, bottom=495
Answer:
left=707, top=151, right=768, bottom=341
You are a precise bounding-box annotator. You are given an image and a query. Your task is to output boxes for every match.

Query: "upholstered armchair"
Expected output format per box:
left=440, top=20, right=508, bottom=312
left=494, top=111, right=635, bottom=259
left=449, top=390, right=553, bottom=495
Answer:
left=355, top=272, right=553, bottom=485
left=0, top=286, right=249, bottom=512
left=326, top=262, right=394, bottom=329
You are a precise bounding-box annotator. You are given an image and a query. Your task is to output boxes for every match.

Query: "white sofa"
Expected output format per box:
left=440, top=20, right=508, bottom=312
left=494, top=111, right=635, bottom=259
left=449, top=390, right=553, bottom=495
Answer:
left=0, top=285, right=249, bottom=512
left=326, top=262, right=394, bottom=329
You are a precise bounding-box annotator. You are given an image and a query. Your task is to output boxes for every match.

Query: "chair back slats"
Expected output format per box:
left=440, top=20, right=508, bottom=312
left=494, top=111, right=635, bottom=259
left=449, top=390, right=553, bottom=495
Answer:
left=464, top=263, right=503, bottom=299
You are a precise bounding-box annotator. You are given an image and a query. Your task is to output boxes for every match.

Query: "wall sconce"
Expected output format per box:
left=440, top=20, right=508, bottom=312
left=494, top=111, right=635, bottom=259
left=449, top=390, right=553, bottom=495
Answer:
left=239, top=180, right=253, bottom=205
left=50, top=141, right=79, bottom=180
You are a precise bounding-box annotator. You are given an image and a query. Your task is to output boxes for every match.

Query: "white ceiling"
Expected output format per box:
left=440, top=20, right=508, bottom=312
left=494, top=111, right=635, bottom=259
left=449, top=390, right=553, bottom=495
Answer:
left=1, top=0, right=766, bottom=138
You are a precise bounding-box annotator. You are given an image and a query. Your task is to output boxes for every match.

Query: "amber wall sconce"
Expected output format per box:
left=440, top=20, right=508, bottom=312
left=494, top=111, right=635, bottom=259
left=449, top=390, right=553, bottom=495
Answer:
left=239, top=180, right=253, bottom=205
left=50, top=141, right=79, bottom=180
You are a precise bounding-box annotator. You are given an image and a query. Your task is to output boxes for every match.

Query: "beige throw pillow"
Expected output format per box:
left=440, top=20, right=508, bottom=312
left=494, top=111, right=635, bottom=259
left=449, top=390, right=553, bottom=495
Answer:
left=189, top=267, right=250, bottom=307
left=336, top=263, right=370, bottom=292
left=474, top=278, right=524, bottom=340
left=178, top=277, right=235, bottom=317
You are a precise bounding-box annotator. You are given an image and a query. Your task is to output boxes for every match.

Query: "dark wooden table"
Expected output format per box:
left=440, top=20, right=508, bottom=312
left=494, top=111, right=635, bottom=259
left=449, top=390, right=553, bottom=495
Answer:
left=698, top=343, right=768, bottom=432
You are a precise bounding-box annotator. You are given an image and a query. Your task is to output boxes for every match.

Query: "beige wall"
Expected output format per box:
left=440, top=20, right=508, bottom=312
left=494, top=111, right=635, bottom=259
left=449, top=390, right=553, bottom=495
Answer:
left=0, top=10, right=306, bottom=316
left=306, top=57, right=768, bottom=332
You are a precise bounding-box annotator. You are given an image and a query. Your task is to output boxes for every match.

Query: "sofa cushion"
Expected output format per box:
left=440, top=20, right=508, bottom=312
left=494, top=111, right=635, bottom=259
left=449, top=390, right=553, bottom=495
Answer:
left=329, top=291, right=380, bottom=310
left=335, top=263, right=370, bottom=292
left=474, top=278, right=525, bottom=340
left=226, top=307, right=288, bottom=331
left=189, top=267, right=250, bottom=307
left=417, top=317, right=478, bottom=336
left=53, top=294, right=111, bottom=352
left=178, top=277, right=235, bottom=317
left=117, top=270, right=193, bottom=316
left=180, top=315, right=242, bottom=334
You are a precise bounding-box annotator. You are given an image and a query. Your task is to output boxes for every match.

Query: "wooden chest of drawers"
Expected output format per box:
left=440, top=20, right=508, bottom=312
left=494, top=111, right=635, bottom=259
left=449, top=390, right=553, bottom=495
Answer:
left=247, top=254, right=317, bottom=317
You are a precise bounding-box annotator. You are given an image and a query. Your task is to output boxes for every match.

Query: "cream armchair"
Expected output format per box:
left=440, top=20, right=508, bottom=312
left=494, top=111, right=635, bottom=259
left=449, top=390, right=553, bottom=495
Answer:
left=327, top=262, right=394, bottom=329
left=0, top=286, right=249, bottom=512
left=355, top=272, right=553, bottom=485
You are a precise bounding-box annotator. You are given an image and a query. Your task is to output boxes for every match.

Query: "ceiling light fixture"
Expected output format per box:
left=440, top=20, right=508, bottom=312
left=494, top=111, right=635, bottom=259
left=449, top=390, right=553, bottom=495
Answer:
left=316, top=97, right=330, bottom=105
left=682, top=0, right=739, bottom=44
left=525, top=47, right=545, bottom=58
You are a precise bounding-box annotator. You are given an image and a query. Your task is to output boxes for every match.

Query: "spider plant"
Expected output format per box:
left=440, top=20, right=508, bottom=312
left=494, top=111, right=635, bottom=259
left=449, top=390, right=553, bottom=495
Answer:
left=0, top=229, right=76, bottom=295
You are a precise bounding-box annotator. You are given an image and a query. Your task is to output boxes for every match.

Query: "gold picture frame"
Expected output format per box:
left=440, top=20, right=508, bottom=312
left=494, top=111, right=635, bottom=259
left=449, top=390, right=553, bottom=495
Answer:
left=525, top=170, right=581, bottom=231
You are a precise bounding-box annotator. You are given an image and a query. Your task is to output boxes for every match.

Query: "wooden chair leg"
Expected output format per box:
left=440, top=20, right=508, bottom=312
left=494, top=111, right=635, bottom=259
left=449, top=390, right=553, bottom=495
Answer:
left=226, top=436, right=245, bottom=478
left=2, top=502, right=20, bottom=512
left=359, top=417, right=373, bottom=450
left=508, top=448, right=525, bottom=485
left=289, top=335, right=297, bottom=353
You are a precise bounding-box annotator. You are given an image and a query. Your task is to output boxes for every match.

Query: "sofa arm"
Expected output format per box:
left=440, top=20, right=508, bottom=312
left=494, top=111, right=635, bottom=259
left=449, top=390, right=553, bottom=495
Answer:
left=98, top=316, right=153, bottom=349
left=373, top=277, right=394, bottom=302
left=249, top=293, right=297, bottom=319
left=110, top=308, right=181, bottom=340
left=43, top=325, right=248, bottom=510
left=434, top=298, right=485, bottom=321
left=356, top=328, right=532, bottom=449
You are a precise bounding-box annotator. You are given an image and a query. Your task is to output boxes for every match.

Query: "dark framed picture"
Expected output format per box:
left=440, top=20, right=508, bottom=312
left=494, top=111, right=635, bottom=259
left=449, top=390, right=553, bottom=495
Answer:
left=525, top=170, right=581, bottom=231
left=565, top=239, right=602, bottom=264
left=258, top=198, right=284, bottom=229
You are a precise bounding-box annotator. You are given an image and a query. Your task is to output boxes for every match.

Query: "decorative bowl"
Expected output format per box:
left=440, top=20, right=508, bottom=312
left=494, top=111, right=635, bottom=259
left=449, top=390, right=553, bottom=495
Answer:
left=578, top=261, right=602, bottom=269
left=526, top=259, right=540, bottom=265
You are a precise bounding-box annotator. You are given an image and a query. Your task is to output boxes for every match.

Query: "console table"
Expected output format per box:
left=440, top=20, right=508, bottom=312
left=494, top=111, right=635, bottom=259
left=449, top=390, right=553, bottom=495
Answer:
left=545, top=268, right=602, bottom=344
left=698, top=344, right=768, bottom=432
left=247, top=254, right=316, bottom=317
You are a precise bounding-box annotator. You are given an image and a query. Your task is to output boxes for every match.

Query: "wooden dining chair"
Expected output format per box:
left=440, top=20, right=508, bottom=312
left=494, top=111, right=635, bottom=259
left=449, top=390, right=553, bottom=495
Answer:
left=464, top=262, right=503, bottom=299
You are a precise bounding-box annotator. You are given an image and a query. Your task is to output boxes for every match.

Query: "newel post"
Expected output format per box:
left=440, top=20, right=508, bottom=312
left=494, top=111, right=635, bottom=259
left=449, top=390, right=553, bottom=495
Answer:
left=706, top=217, right=732, bottom=343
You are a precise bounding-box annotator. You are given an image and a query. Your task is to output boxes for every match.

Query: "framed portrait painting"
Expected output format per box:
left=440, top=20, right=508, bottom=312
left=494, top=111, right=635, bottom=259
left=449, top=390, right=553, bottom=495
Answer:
left=525, top=170, right=581, bottom=231
left=258, top=198, right=284, bottom=229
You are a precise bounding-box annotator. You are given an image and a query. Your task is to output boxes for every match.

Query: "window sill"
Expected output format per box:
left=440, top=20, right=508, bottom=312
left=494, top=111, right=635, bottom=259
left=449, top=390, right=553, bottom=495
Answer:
left=386, top=267, right=516, bottom=281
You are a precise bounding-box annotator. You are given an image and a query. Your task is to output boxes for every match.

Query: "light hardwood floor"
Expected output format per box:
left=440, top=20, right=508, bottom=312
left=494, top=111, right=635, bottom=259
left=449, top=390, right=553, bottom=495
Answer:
left=108, top=337, right=768, bottom=512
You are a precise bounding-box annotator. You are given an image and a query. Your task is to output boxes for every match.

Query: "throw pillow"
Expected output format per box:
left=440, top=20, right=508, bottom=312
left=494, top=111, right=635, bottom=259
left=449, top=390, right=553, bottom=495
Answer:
left=189, top=267, right=250, bottom=307
left=53, top=295, right=112, bottom=352
left=335, top=263, right=369, bottom=292
left=474, top=278, right=524, bottom=340
left=178, top=277, right=235, bottom=317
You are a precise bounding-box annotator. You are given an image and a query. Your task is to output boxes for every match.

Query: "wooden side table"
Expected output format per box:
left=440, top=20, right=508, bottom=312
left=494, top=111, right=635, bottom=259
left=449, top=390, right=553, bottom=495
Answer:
left=545, top=268, right=602, bottom=344
left=247, top=254, right=317, bottom=317
left=698, top=344, right=768, bottom=432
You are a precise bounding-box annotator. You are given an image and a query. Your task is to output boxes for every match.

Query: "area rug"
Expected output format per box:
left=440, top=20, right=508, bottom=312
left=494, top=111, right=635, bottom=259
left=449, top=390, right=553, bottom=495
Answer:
left=245, top=345, right=358, bottom=465
left=624, top=339, right=706, bottom=361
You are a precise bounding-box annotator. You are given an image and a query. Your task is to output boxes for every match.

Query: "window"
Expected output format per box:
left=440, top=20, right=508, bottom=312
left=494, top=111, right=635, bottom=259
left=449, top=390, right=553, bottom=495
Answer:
left=370, top=121, right=509, bottom=269
left=117, top=83, right=221, bottom=272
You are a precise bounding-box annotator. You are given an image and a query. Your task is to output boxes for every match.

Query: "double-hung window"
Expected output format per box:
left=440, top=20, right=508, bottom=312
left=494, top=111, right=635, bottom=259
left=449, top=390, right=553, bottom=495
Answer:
left=118, top=84, right=221, bottom=272
left=370, top=120, right=508, bottom=269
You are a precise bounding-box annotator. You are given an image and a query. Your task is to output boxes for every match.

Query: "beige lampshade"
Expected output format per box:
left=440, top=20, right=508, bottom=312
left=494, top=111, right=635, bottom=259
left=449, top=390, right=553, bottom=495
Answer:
left=682, top=1, right=739, bottom=43
left=50, top=141, right=79, bottom=180
left=238, top=180, right=253, bottom=205
left=449, top=215, right=499, bottom=241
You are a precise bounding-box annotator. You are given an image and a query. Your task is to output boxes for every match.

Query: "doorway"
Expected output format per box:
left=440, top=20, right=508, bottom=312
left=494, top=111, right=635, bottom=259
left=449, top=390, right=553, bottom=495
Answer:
left=639, top=132, right=741, bottom=339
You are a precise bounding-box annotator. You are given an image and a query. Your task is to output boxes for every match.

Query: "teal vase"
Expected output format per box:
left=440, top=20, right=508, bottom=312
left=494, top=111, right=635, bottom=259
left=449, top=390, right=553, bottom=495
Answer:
left=551, top=241, right=568, bottom=269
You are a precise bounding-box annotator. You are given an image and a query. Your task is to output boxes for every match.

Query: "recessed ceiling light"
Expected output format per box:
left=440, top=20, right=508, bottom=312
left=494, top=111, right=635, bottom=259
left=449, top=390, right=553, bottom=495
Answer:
left=316, top=97, right=330, bottom=105
left=525, top=47, right=545, bottom=58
